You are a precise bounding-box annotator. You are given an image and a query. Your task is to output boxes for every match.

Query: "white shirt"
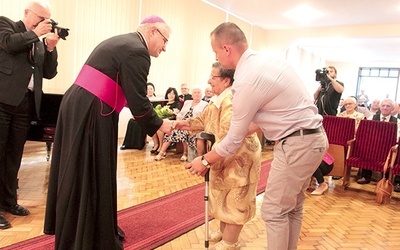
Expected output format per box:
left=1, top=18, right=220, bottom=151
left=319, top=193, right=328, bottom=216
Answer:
left=177, top=100, right=208, bottom=120
left=216, top=49, right=323, bottom=157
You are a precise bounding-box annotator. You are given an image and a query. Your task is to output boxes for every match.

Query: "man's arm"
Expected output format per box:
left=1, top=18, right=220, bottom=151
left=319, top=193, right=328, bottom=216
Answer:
left=247, top=122, right=260, bottom=136
left=329, top=78, right=344, bottom=93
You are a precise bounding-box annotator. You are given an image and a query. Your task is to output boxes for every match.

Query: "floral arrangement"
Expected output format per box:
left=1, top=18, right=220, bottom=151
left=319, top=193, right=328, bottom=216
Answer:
left=154, top=104, right=174, bottom=119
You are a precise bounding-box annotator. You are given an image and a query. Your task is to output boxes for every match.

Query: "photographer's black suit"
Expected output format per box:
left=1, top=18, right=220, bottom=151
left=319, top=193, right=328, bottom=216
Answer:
left=0, top=16, right=58, bottom=207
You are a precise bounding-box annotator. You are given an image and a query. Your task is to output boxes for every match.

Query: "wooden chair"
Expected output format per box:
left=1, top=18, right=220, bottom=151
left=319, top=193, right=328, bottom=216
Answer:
left=322, top=115, right=356, bottom=187
left=389, top=139, right=400, bottom=179
left=344, top=119, right=398, bottom=188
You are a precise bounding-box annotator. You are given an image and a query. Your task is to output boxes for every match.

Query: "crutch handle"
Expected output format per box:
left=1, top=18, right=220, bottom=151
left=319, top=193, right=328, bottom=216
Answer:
left=197, top=132, right=215, bottom=145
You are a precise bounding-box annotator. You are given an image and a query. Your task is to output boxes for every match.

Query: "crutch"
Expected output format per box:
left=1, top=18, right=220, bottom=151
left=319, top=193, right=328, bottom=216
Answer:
left=196, top=132, right=215, bottom=249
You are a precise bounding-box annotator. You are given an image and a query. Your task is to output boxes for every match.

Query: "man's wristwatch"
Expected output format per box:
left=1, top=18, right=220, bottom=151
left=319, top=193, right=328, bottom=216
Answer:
left=201, top=155, right=210, bottom=168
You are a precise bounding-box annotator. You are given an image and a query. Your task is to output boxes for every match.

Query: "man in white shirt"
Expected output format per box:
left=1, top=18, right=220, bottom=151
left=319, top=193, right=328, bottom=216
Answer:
left=180, top=22, right=328, bottom=250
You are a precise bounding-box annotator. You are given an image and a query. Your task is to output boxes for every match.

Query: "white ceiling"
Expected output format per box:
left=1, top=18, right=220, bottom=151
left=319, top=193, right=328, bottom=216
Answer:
left=203, top=0, right=400, bottom=63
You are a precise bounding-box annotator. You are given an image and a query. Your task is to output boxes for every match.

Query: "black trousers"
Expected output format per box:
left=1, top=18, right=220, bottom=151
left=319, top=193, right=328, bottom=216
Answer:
left=313, top=161, right=334, bottom=184
left=0, top=91, right=33, bottom=207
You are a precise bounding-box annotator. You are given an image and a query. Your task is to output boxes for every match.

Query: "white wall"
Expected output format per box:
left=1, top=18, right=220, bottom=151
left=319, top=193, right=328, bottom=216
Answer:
left=2, top=0, right=399, bottom=138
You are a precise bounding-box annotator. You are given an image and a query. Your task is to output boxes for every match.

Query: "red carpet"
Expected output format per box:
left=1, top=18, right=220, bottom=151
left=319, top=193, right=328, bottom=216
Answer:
left=3, top=159, right=271, bottom=250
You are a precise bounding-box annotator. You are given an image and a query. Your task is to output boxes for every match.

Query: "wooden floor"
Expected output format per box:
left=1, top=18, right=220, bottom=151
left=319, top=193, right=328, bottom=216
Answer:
left=1, top=139, right=400, bottom=249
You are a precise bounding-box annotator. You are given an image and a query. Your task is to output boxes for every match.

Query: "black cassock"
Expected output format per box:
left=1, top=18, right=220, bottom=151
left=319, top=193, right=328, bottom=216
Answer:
left=44, top=32, right=162, bottom=249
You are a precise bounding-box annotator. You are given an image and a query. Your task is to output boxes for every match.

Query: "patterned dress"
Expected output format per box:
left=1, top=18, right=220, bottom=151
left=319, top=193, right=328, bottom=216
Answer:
left=163, top=100, right=208, bottom=149
left=163, top=107, right=196, bottom=147
left=187, top=88, right=261, bottom=224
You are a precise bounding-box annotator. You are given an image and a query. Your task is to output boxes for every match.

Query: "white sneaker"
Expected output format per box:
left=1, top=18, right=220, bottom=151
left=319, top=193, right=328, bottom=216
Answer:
left=209, top=229, right=223, bottom=242
left=180, top=154, right=188, bottom=161
left=210, top=240, right=241, bottom=250
left=155, top=151, right=166, bottom=161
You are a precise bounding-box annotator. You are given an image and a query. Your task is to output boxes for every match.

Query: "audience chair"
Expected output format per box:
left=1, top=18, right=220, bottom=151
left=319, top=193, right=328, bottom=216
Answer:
left=344, top=119, right=398, bottom=188
left=390, top=140, right=400, bottom=178
left=322, top=115, right=356, bottom=187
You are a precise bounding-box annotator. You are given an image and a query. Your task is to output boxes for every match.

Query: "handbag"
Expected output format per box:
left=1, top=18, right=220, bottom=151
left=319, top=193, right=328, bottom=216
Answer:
left=375, top=151, right=394, bottom=205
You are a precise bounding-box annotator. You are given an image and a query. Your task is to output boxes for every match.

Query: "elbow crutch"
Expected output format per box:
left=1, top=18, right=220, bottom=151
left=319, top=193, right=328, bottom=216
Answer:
left=196, top=132, right=215, bottom=249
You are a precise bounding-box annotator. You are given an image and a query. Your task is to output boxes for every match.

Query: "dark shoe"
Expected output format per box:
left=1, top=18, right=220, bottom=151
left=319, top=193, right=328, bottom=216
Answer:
left=1, top=204, right=30, bottom=216
left=356, top=177, right=370, bottom=184
left=332, top=176, right=342, bottom=180
left=150, top=145, right=159, bottom=154
left=394, top=183, right=400, bottom=192
left=120, top=145, right=127, bottom=150
left=0, top=213, right=11, bottom=229
left=117, top=226, right=125, bottom=241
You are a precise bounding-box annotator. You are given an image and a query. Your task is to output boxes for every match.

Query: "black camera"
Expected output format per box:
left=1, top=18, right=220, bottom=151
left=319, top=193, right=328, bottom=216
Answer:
left=50, top=19, right=69, bottom=40
left=315, top=68, right=331, bottom=92
left=315, top=68, right=329, bottom=82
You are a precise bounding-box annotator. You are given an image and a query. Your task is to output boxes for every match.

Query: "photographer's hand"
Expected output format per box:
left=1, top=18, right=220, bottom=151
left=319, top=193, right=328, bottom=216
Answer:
left=327, top=76, right=344, bottom=94
left=45, top=29, right=60, bottom=52
left=33, top=19, right=52, bottom=37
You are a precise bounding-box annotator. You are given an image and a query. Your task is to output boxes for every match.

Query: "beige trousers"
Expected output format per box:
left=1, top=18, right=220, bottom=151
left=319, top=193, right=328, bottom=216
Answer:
left=261, top=131, right=328, bottom=250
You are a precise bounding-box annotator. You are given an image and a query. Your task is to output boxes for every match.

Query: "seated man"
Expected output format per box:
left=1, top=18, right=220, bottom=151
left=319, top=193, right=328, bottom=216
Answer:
left=369, top=99, right=381, bottom=116
left=358, top=98, right=398, bottom=184
left=202, top=86, right=214, bottom=102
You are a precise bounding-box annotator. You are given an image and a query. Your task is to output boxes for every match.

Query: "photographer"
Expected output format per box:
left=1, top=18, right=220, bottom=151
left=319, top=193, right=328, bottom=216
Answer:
left=313, top=66, right=344, bottom=116
left=0, top=0, right=60, bottom=229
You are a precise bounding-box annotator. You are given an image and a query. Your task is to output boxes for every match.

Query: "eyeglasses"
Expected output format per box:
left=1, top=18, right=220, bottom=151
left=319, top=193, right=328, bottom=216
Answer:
left=28, top=9, right=46, bottom=22
left=209, top=75, right=223, bottom=80
left=156, top=29, right=168, bottom=45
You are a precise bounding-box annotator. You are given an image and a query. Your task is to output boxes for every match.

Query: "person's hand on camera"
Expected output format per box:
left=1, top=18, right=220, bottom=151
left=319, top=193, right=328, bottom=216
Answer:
left=33, top=19, right=52, bottom=37
left=45, top=28, right=60, bottom=51
left=326, top=74, right=334, bottom=82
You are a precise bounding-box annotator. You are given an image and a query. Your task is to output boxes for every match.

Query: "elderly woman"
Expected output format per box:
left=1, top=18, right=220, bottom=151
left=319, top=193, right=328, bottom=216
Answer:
left=338, top=96, right=365, bottom=129
left=175, top=62, right=261, bottom=250
left=155, top=86, right=208, bottom=161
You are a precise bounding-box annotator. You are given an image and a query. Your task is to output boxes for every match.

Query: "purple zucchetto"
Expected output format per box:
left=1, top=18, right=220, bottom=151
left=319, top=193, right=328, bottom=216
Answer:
left=140, top=15, right=165, bottom=24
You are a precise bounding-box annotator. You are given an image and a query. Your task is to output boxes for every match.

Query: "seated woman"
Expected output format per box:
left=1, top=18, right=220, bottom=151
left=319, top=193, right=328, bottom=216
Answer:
left=311, top=152, right=334, bottom=195
left=175, top=62, right=261, bottom=249
left=151, top=87, right=181, bottom=154
left=338, top=97, right=365, bottom=129
left=155, top=86, right=208, bottom=161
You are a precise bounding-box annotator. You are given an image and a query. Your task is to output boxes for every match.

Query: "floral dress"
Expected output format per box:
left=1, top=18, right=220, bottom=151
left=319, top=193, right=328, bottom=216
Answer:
left=163, top=107, right=197, bottom=148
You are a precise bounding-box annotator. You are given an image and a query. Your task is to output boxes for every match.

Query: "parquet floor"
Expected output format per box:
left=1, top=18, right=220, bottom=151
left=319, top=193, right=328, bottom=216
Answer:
left=1, top=139, right=400, bottom=249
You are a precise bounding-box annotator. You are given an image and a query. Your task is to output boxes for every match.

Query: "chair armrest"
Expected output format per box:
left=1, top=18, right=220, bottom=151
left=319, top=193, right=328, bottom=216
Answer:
left=390, top=144, right=399, bottom=168
left=346, top=138, right=356, bottom=159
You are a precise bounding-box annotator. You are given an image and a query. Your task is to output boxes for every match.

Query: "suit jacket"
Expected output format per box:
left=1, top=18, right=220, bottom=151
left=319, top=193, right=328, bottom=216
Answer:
left=372, top=114, right=397, bottom=123
left=0, top=16, right=58, bottom=118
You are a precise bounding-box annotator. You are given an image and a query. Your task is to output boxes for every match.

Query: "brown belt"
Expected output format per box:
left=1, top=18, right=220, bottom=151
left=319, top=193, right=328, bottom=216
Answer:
left=282, top=127, right=322, bottom=140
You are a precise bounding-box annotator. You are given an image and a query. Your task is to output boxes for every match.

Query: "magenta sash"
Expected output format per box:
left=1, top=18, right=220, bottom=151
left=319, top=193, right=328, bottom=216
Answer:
left=74, top=65, right=126, bottom=113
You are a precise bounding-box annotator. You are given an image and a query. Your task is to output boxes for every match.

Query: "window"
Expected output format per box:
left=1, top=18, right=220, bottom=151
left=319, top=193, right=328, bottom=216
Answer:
left=357, top=67, right=400, bottom=105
